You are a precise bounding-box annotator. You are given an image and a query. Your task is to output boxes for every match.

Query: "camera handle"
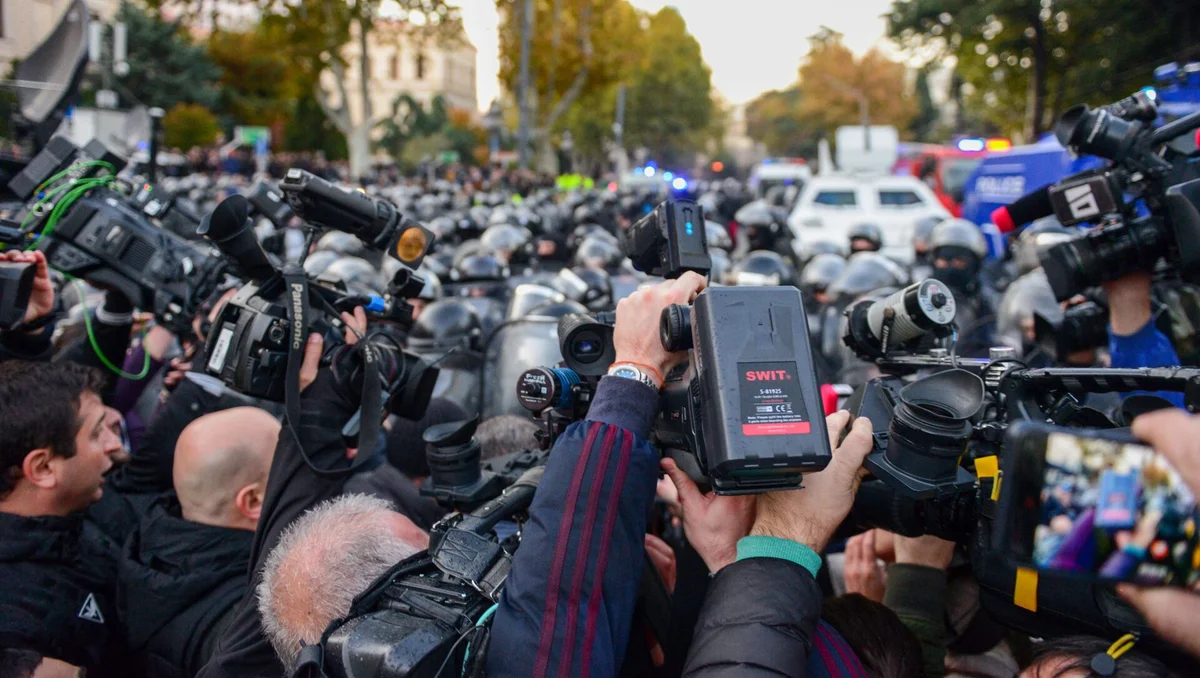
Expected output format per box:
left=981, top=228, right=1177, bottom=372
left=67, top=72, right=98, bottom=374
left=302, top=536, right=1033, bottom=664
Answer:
left=281, top=265, right=384, bottom=477
left=1001, top=366, right=1200, bottom=419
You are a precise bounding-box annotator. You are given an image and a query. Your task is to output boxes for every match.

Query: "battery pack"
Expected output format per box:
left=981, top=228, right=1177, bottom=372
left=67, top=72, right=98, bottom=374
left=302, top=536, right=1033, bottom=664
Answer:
left=692, top=286, right=831, bottom=494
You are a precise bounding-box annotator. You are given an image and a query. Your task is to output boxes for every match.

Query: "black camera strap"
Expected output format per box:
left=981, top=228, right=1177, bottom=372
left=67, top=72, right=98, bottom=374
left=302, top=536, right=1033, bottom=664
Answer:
left=282, top=266, right=382, bottom=477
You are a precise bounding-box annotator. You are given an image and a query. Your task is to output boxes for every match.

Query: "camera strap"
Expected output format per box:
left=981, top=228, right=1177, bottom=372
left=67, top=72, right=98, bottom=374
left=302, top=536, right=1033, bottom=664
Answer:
left=282, top=267, right=382, bottom=477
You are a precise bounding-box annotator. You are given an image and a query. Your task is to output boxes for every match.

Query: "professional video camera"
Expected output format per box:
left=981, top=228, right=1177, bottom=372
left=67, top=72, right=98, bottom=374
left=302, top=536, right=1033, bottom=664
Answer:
left=2, top=137, right=228, bottom=335
left=1007, top=92, right=1200, bottom=301
left=517, top=199, right=832, bottom=495
left=838, top=281, right=1200, bottom=647
left=199, top=168, right=440, bottom=458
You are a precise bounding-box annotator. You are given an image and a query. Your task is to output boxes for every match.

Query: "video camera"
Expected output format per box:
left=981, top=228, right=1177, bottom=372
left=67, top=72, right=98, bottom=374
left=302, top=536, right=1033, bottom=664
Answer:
left=835, top=278, right=1200, bottom=645
left=199, top=169, right=440, bottom=457
left=1028, top=93, right=1200, bottom=300
left=518, top=199, right=832, bottom=495
left=3, top=137, right=228, bottom=336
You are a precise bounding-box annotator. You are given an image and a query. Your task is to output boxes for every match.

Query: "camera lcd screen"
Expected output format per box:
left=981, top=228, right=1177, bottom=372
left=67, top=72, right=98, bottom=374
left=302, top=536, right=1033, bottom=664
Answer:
left=1028, top=431, right=1198, bottom=586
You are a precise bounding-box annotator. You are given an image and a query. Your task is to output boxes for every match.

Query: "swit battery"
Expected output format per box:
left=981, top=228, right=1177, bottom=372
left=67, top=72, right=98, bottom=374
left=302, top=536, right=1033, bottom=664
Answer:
left=691, top=286, right=831, bottom=494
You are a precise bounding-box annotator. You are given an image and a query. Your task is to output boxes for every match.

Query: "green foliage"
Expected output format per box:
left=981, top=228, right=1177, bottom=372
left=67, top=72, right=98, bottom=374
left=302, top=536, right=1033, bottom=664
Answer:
left=624, top=8, right=714, bottom=167
left=162, top=103, right=221, bottom=149
left=887, top=0, right=1200, bottom=139
left=114, top=1, right=220, bottom=110
left=910, top=68, right=939, bottom=141
left=207, top=26, right=301, bottom=128
left=283, top=93, right=348, bottom=159
left=375, top=94, right=448, bottom=159
left=746, top=87, right=816, bottom=158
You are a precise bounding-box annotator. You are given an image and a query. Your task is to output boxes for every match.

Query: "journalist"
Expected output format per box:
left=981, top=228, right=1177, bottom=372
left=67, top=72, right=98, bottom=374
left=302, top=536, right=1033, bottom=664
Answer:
left=119, top=407, right=281, bottom=678
left=486, top=272, right=709, bottom=677
left=0, top=360, right=130, bottom=676
left=197, top=309, right=429, bottom=677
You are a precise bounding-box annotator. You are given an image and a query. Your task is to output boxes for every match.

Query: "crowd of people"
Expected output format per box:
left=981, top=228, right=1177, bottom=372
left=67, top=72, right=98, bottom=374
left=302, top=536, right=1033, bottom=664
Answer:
left=1, top=167, right=1199, bottom=678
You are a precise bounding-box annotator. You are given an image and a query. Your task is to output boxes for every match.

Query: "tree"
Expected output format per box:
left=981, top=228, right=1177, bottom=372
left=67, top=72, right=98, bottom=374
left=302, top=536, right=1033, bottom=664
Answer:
left=206, top=25, right=301, bottom=130
left=497, top=0, right=646, bottom=170
left=374, top=94, right=447, bottom=160
left=162, top=103, right=220, bottom=149
left=909, top=67, right=939, bottom=141
left=746, top=87, right=817, bottom=158
left=796, top=29, right=916, bottom=141
left=623, top=8, right=714, bottom=168
left=148, top=0, right=461, bottom=178
left=113, top=1, right=220, bottom=111
left=444, top=107, right=487, bottom=166
left=887, top=0, right=1200, bottom=140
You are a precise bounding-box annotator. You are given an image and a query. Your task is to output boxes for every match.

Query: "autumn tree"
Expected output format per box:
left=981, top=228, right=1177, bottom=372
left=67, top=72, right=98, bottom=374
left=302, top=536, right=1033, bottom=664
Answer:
left=746, top=87, right=815, bottom=158
left=888, top=0, right=1200, bottom=140
left=375, top=93, right=447, bottom=160
left=162, top=103, right=220, bottom=149
left=624, top=8, right=714, bottom=168
left=206, top=24, right=301, bottom=131
left=796, top=29, right=916, bottom=140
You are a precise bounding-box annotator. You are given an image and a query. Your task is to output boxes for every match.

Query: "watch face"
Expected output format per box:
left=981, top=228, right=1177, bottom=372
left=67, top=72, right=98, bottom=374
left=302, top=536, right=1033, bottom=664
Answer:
left=612, top=366, right=639, bottom=379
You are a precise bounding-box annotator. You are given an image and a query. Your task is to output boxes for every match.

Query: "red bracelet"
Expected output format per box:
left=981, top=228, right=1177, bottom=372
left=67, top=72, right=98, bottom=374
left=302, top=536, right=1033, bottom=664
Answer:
left=611, top=361, right=664, bottom=388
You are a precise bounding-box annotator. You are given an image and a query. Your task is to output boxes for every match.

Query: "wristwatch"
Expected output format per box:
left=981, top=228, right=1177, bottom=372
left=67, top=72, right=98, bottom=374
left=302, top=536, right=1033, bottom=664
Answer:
left=607, top=363, right=661, bottom=390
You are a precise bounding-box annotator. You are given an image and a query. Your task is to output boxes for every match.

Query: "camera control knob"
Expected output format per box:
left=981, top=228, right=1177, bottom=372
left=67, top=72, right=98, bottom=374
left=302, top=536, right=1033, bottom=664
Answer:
left=931, top=292, right=948, bottom=309
left=660, top=304, right=693, bottom=353
left=268, top=324, right=286, bottom=344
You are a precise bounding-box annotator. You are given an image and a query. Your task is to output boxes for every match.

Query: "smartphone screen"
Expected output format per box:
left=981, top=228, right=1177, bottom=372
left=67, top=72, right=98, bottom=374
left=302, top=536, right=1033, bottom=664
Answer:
left=1027, top=430, right=1198, bottom=586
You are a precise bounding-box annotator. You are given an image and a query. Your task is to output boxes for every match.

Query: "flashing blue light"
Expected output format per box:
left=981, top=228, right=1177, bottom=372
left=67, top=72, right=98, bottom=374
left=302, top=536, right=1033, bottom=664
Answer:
left=663, top=171, right=674, bottom=181
left=644, top=167, right=656, bottom=177
left=1142, top=86, right=1158, bottom=101
left=671, top=177, right=687, bottom=190
left=685, top=221, right=694, bottom=235
left=957, top=138, right=985, bottom=152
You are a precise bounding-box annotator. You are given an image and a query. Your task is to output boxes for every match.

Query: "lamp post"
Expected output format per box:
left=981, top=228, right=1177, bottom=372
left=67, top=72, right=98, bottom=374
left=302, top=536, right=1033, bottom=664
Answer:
left=483, top=99, right=503, bottom=163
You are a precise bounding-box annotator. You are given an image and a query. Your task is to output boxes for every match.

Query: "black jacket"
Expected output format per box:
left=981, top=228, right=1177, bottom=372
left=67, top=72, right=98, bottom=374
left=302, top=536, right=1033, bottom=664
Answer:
left=0, top=509, right=130, bottom=677
left=683, top=557, right=823, bottom=677
left=0, top=326, right=53, bottom=362
left=198, top=371, right=358, bottom=678
left=119, top=493, right=253, bottom=678
left=343, top=464, right=445, bottom=531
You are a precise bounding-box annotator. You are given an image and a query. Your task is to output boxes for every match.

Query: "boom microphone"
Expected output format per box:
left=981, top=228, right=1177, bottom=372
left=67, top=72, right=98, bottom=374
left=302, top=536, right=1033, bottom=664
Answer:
left=990, top=184, right=1054, bottom=233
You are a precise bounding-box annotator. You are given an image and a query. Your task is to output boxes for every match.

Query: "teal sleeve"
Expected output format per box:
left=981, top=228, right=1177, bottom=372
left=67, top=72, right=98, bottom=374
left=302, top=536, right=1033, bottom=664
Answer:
left=736, top=535, right=822, bottom=578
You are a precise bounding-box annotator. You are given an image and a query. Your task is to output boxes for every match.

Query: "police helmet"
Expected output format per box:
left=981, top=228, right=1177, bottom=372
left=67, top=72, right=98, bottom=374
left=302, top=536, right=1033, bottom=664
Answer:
left=314, top=231, right=366, bottom=258
left=727, top=250, right=798, bottom=288
left=574, top=235, right=624, bottom=271
left=912, top=215, right=943, bottom=252
left=848, top=223, right=884, bottom=252
left=321, top=257, right=383, bottom=293
left=799, top=253, right=847, bottom=296
left=450, top=253, right=508, bottom=283
left=827, top=252, right=909, bottom=300
left=705, top=221, right=733, bottom=253
left=995, top=269, right=1061, bottom=352
left=930, top=218, right=989, bottom=260
left=570, top=267, right=614, bottom=310
left=302, top=250, right=340, bottom=278
left=408, top=299, right=482, bottom=353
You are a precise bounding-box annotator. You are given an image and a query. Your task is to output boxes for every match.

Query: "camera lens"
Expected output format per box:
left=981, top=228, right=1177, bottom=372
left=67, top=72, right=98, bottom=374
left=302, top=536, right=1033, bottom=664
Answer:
left=1055, top=105, right=1142, bottom=160
left=1040, top=218, right=1170, bottom=301
left=517, top=366, right=581, bottom=412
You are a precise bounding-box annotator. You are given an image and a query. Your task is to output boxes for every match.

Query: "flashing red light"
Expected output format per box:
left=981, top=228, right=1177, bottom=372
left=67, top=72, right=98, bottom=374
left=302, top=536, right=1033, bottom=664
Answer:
left=711, top=161, right=725, bottom=173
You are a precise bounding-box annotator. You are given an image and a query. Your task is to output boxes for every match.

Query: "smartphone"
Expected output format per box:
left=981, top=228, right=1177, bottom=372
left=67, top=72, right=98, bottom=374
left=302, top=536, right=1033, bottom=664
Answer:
left=997, top=422, right=1199, bottom=587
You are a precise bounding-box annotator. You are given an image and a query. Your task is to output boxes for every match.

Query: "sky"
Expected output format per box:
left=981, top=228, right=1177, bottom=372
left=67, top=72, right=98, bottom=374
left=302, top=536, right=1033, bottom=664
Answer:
left=455, top=0, right=899, bottom=113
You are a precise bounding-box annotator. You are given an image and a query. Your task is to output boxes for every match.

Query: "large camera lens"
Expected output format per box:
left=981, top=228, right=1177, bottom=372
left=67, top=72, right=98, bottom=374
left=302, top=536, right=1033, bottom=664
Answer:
left=1039, top=217, right=1169, bottom=301
left=573, top=338, right=601, bottom=360
left=557, top=313, right=616, bottom=376
left=865, top=369, right=983, bottom=499
left=1055, top=105, right=1143, bottom=160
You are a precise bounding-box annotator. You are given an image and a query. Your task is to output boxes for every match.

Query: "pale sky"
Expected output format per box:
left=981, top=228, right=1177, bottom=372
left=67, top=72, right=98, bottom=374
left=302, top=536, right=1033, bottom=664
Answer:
left=455, top=0, right=899, bottom=112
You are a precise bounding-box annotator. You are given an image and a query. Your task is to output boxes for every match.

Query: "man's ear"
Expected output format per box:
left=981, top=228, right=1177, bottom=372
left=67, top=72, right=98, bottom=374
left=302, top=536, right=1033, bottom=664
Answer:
left=23, top=448, right=58, bottom=490
left=235, top=483, right=265, bottom=523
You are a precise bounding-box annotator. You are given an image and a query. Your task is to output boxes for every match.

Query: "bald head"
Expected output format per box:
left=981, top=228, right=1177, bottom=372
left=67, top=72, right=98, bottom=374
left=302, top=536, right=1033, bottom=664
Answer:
left=173, top=407, right=281, bottom=530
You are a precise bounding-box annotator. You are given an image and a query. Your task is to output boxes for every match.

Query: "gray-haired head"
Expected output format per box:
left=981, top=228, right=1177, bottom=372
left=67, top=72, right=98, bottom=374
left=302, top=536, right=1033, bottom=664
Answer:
left=257, top=494, right=428, bottom=671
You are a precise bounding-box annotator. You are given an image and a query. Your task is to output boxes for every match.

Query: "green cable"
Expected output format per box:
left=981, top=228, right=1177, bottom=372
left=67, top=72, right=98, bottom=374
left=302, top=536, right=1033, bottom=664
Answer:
left=68, top=277, right=151, bottom=380
left=28, top=178, right=113, bottom=250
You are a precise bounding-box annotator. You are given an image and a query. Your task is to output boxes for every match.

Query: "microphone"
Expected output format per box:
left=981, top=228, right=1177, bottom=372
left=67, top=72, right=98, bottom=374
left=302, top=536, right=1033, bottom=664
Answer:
left=990, top=184, right=1054, bottom=233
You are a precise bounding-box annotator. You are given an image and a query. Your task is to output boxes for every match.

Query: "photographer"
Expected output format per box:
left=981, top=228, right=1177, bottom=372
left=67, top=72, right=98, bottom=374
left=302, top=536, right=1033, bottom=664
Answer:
left=486, top=273, right=708, bottom=678
left=198, top=309, right=429, bottom=677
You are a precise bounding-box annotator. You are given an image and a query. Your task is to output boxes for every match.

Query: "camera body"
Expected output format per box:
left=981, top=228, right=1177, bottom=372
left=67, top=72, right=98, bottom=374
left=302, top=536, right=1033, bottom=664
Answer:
left=1036, top=95, right=1200, bottom=300
left=200, top=175, right=439, bottom=423
left=7, top=137, right=227, bottom=334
